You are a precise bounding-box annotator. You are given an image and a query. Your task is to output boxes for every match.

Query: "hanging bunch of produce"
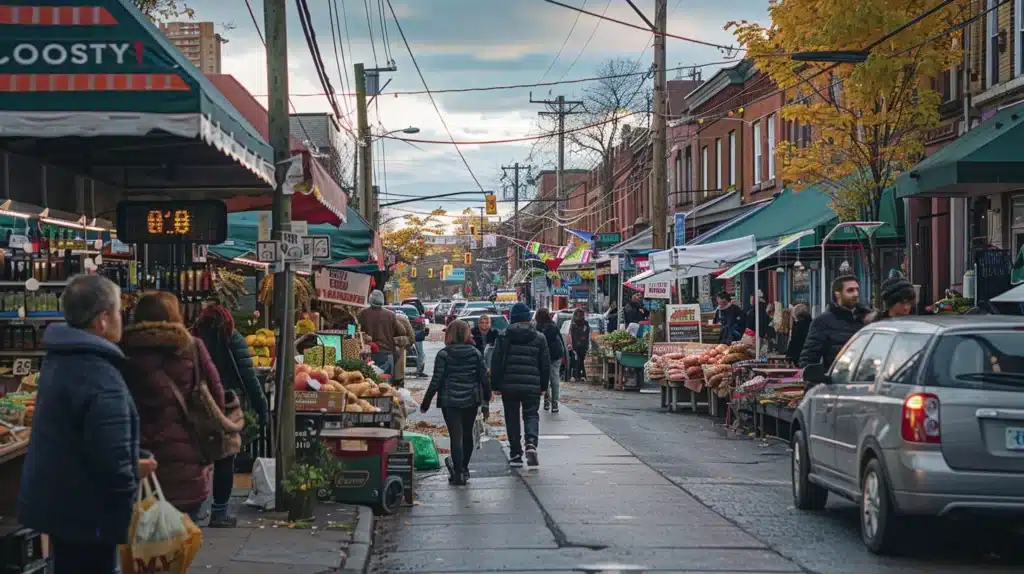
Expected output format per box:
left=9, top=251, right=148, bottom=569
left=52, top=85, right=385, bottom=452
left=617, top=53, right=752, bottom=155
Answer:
left=258, top=275, right=315, bottom=312
left=211, top=269, right=248, bottom=310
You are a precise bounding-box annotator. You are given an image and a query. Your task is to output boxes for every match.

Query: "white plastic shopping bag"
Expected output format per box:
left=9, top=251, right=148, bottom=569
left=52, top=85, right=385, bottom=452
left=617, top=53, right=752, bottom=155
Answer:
left=245, top=457, right=277, bottom=510
left=133, top=476, right=186, bottom=543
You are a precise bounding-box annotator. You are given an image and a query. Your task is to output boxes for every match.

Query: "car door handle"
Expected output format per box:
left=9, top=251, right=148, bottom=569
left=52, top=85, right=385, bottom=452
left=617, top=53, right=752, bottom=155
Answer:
left=976, top=408, right=1024, bottom=421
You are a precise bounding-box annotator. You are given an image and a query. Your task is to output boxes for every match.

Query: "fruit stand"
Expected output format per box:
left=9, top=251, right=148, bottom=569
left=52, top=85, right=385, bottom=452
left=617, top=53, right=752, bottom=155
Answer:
left=729, top=363, right=803, bottom=438
left=597, top=330, right=648, bottom=391
left=646, top=341, right=755, bottom=413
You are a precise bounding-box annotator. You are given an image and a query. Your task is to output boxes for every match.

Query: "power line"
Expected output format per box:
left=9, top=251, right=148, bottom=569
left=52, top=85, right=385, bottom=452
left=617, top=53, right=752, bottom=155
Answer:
left=326, top=0, right=354, bottom=132
left=539, top=0, right=587, bottom=81
left=295, top=0, right=344, bottom=122
left=556, top=0, right=612, bottom=82
left=254, top=60, right=740, bottom=97
left=541, top=0, right=744, bottom=53
left=385, top=0, right=485, bottom=192
left=384, top=109, right=645, bottom=145
left=362, top=0, right=379, bottom=66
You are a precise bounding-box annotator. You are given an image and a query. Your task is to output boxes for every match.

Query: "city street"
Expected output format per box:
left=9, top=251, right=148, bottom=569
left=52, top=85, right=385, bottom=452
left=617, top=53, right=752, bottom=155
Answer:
left=371, top=339, right=1024, bottom=573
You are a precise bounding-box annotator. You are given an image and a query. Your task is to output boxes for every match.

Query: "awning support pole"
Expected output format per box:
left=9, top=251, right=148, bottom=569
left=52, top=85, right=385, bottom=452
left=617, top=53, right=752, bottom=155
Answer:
left=754, top=260, right=760, bottom=360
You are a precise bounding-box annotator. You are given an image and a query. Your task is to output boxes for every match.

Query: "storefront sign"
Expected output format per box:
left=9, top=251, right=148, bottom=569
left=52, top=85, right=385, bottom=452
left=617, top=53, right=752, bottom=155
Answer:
left=562, top=274, right=583, bottom=286
left=644, top=281, right=671, bottom=299
left=923, top=120, right=957, bottom=145
left=666, top=304, right=703, bottom=343
left=569, top=287, right=589, bottom=299
left=551, top=286, right=569, bottom=296
left=674, top=212, right=687, bottom=247
left=116, top=199, right=227, bottom=244
left=594, top=232, right=621, bottom=249
left=444, top=268, right=466, bottom=282
left=0, top=42, right=135, bottom=67
left=314, top=269, right=371, bottom=307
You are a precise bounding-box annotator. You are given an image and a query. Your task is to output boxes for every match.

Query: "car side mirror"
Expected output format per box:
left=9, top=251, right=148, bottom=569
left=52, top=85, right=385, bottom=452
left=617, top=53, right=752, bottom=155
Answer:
left=802, top=363, right=832, bottom=385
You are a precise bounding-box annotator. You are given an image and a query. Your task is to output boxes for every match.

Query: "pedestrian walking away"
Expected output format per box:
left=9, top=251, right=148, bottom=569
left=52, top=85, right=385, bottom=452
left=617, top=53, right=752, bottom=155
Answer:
left=534, top=308, right=563, bottom=413
left=799, top=275, right=871, bottom=373
left=491, top=303, right=550, bottom=468
left=358, top=290, right=405, bottom=379
left=569, top=308, right=591, bottom=383
left=19, top=274, right=155, bottom=574
left=121, top=292, right=227, bottom=522
left=420, top=320, right=490, bottom=485
left=192, top=302, right=269, bottom=528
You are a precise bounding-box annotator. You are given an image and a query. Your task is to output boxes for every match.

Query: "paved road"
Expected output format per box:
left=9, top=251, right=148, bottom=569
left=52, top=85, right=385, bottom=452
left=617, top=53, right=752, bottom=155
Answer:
left=370, top=341, right=1024, bottom=573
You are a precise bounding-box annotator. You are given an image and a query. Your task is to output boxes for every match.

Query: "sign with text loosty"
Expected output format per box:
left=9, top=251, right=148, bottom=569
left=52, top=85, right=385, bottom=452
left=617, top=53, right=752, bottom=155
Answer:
left=314, top=269, right=372, bottom=307
left=666, top=304, right=703, bottom=343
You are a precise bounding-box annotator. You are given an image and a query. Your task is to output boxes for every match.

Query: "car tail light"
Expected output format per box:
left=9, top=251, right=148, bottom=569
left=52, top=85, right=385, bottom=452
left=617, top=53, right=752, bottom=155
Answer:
left=901, top=393, right=941, bottom=444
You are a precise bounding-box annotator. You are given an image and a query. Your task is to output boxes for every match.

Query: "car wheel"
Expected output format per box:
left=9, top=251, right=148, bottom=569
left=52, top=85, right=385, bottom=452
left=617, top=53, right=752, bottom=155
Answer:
left=861, top=457, right=900, bottom=555
left=792, top=430, right=828, bottom=511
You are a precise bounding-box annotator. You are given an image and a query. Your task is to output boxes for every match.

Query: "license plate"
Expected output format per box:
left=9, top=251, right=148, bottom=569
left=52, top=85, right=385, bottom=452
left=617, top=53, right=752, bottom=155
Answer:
left=1005, top=427, right=1024, bottom=450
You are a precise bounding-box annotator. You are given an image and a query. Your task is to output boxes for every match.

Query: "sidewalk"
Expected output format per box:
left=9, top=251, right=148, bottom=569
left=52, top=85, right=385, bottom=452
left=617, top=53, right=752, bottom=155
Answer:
left=371, top=403, right=803, bottom=573
left=194, top=494, right=373, bottom=574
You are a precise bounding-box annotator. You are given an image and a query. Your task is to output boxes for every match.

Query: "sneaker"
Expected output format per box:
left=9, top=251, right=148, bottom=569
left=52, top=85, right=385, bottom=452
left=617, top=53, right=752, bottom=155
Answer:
left=543, top=396, right=551, bottom=411
left=444, top=456, right=456, bottom=483
left=208, top=513, right=238, bottom=528
left=509, top=454, right=524, bottom=468
left=525, top=446, right=539, bottom=467
left=551, top=404, right=560, bottom=414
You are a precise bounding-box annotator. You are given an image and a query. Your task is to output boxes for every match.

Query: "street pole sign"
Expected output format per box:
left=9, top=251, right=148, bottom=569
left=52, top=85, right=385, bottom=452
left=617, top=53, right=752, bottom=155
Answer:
left=309, top=235, right=331, bottom=259
left=281, top=231, right=302, bottom=261
left=257, top=240, right=280, bottom=263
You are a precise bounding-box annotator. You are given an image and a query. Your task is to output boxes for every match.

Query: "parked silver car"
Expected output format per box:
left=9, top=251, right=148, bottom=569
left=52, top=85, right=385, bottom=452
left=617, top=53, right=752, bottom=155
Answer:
left=792, top=316, right=1024, bottom=554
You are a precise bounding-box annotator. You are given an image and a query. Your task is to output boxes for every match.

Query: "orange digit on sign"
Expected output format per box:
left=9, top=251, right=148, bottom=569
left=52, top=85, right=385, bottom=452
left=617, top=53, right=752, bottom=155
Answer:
left=172, top=209, right=191, bottom=235
left=147, top=210, right=163, bottom=235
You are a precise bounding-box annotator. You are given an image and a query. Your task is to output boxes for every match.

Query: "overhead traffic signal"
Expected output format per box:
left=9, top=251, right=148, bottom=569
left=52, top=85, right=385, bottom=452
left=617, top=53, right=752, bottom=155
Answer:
left=464, top=252, right=472, bottom=265
left=485, top=194, right=497, bottom=215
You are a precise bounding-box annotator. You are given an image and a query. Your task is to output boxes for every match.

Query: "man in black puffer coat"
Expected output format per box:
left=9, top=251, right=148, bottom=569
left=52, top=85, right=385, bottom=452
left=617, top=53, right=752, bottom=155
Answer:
left=491, top=303, right=550, bottom=468
left=799, top=275, right=871, bottom=372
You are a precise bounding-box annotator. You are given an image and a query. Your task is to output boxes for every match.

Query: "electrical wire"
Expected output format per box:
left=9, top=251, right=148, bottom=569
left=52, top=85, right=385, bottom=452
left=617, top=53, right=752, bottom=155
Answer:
left=386, top=0, right=485, bottom=192
left=539, top=0, right=587, bottom=81
left=327, top=0, right=355, bottom=132
left=556, top=0, right=612, bottom=82
left=362, top=0, right=380, bottom=66
left=384, top=109, right=645, bottom=145
left=377, top=0, right=393, bottom=63
left=295, top=0, right=344, bottom=122
left=255, top=60, right=740, bottom=98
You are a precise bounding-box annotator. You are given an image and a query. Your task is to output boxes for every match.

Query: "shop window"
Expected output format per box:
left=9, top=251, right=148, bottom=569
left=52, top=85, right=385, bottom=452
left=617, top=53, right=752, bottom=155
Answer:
left=791, top=266, right=810, bottom=305
left=1011, top=195, right=1024, bottom=258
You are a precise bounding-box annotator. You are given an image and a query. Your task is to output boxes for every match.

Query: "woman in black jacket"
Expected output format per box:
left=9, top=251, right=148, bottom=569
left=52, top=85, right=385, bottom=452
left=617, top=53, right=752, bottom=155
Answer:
left=568, top=308, right=591, bottom=382
left=421, top=320, right=490, bottom=485
left=534, top=308, right=564, bottom=413
left=786, top=304, right=811, bottom=366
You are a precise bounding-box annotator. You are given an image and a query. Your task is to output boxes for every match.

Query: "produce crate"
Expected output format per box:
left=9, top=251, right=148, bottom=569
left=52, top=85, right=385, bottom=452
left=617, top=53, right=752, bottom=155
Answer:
left=295, top=390, right=347, bottom=413
left=346, top=395, right=394, bottom=426
left=616, top=352, right=647, bottom=368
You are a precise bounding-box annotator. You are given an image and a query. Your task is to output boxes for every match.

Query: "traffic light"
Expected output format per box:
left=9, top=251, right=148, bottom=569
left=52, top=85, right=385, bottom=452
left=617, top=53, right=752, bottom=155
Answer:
left=411, top=267, right=417, bottom=278
left=485, top=194, right=497, bottom=215
left=469, top=224, right=476, bottom=237
left=464, top=252, right=472, bottom=265
left=428, top=268, right=434, bottom=279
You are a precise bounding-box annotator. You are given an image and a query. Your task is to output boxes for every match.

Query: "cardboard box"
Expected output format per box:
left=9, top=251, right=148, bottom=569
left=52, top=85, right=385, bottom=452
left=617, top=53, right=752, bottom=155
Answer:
left=295, top=390, right=348, bottom=413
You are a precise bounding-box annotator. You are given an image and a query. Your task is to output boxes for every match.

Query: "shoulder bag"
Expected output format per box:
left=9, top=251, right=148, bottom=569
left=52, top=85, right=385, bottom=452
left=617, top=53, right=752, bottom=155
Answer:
left=167, top=342, right=246, bottom=464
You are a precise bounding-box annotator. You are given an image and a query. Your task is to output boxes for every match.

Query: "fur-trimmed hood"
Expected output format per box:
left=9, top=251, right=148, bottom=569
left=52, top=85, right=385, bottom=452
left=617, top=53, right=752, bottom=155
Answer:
left=121, top=321, right=193, bottom=352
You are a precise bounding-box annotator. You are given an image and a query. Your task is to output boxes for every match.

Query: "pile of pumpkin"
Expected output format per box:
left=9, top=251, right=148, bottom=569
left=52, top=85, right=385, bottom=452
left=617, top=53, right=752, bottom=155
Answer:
left=294, top=364, right=399, bottom=413
left=244, top=329, right=277, bottom=368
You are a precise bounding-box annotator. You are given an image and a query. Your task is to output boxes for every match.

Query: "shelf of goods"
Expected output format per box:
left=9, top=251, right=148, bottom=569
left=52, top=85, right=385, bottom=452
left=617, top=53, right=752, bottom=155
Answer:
left=597, top=330, right=648, bottom=391
left=646, top=341, right=755, bottom=414
left=293, top=359, right=407, bottom=433
left=730, top=363, right=803, bottom=438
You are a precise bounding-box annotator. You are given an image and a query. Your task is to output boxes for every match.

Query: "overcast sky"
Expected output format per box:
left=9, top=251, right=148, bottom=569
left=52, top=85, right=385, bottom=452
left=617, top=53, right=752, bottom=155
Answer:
left=192, top=0, right=769, bottom=229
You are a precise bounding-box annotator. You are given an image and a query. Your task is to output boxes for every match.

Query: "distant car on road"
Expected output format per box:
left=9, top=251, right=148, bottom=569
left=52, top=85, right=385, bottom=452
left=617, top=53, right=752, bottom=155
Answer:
left=792, top=316, right=1024, bottom=555
left=444, top=301, right=468, bottom=325
left=434, top=301, right=452, bottom=324
left=459, top=301, right=497, bottom=316
left=401, top=297, right=426, bottom=315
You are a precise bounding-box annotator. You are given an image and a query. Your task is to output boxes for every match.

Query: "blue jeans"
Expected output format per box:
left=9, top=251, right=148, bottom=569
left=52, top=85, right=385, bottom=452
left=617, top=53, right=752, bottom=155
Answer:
left=548, top=363, right=561, bottom=404
left=415, top=341, right=425, bottom=374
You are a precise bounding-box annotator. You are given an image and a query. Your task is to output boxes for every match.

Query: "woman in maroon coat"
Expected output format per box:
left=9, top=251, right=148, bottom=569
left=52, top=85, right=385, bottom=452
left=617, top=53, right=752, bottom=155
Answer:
left=121, top=292, right=225, bottom=519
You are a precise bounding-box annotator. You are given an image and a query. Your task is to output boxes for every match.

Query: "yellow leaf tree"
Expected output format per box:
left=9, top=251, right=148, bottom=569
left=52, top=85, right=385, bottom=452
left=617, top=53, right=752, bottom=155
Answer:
left=729, top=0, right=968, bottom=304
left=381, top=209, right=447, bottom=264
left=134, top=0, right=194, bottom=22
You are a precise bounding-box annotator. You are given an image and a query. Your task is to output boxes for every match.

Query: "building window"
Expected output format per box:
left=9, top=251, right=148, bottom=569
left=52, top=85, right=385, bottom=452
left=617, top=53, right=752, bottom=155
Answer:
left=701, top=146, right=709, bottom=199
left=674, top=153, right=682, bottom=205
left=728, top=131, right=736, bottom=187
left=988, top=0, right=1000, bottom=88
left=684, top=146, right=692, bottom=194
left=767, top=114, right=776, bottom=180
left=1017, top=0, right=1024, bottom=77
left=715, top=138, right=722, bottom=192
left=752, top=121, right=762, bottom=183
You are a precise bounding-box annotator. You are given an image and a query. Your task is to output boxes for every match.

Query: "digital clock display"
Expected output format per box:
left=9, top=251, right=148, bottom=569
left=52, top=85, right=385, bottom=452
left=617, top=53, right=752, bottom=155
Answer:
left=116, top=200, right=227, bottom=244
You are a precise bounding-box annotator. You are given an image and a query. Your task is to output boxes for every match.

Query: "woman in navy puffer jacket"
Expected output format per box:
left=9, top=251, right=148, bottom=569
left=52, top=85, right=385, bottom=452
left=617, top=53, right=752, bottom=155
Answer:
left=421, top=320, right=490, bottom=485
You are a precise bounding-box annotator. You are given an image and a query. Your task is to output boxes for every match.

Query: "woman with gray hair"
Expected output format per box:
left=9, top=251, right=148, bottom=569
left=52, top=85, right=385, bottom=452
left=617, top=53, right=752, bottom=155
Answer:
left=786, top=303, right=812, bottom=366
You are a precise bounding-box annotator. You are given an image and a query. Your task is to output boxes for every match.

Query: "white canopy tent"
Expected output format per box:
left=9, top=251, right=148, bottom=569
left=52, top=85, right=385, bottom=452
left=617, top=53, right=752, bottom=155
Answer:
left=625, top=235, right=764, bottom=357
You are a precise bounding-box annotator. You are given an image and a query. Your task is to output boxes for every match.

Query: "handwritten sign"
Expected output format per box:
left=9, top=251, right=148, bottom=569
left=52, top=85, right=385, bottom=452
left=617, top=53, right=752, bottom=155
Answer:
left=666, top=304, right=703, bottom=343
left=314, top=268, right=371, bottom=307
left=644, top=281, right=671, bottom=299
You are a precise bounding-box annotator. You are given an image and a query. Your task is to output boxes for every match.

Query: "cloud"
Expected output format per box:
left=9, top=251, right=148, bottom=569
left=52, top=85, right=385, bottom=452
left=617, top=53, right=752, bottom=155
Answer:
left=193, top=0, right=768, bottom=215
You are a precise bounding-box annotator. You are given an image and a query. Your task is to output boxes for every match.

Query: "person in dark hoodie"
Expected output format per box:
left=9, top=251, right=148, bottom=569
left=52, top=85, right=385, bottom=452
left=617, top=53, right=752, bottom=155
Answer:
left=714, top=292, right=743, bottom=343
left=19, top=274, right=153, bottom=573
left=568, top=308, right=591, bottom=383
left=870, top=277, right=917, bottom=321
left=420, top=320, right=490, bottom=485
left=491, top=303, right=550, bottom=468
left=799, top=275, right=871, bottom=369
left=534, top=308, right=564, bottom=413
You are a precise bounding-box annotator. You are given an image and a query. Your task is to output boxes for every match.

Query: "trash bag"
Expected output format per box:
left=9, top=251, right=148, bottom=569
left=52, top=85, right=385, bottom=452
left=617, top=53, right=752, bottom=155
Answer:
left=403, top=431, right=441, bottom=470
left=473, top=416, right=484, bottom=450
left=118, top=475, right=202, bottom=574
left=244, top=457, right=276, bottom=510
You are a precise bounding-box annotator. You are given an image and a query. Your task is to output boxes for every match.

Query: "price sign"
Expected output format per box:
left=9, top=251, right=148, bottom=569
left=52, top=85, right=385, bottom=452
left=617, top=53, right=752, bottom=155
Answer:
left=12, top=358, right=32, bottom=376
left=310, top=235, right=331, bottom=259
left=116, top=200, right=227, bottom=244
left=257, top=240, right=280, bottom=263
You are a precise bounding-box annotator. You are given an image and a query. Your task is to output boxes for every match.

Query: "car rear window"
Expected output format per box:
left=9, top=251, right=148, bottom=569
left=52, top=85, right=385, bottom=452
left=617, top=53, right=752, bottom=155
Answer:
left=930, top=331, right=1024, bottom=392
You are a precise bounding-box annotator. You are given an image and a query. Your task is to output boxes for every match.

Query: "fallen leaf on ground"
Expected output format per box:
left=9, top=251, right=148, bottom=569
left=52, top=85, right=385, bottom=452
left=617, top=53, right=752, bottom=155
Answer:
left=495, top=433, right=507, bottom=441
left=407, top=420, right=449, bottom=436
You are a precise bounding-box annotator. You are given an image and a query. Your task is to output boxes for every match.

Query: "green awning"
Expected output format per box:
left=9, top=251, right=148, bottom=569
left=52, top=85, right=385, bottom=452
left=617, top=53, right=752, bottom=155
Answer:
left=210, top=207, right=373, bottom=263
left=896, top=103, right=1024, bottom=199
left=0, top=0, right=274, bottom=186
left=829, top=188, right=901, bottom=241
left=719, top=230, right=814, bottom=279
left=696, top=185, right=901, bottom=246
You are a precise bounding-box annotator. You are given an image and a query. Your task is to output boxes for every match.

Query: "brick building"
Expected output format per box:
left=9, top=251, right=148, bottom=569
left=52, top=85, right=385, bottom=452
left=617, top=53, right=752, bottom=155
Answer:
left=160, top=21, right=222, bottom=74
left=290, top=113, right=349, bottom=189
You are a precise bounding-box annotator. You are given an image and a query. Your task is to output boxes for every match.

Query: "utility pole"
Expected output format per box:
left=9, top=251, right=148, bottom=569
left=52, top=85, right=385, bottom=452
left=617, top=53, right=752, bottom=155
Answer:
left=354, top=63, right=397, bottom=227
left=501, top=162, right=531, bottom=272
left=532, top=95, right=583, bottom=246
left=265, top=0, right=295, bottom=510
left=649, top=0, right=669, bottom=343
